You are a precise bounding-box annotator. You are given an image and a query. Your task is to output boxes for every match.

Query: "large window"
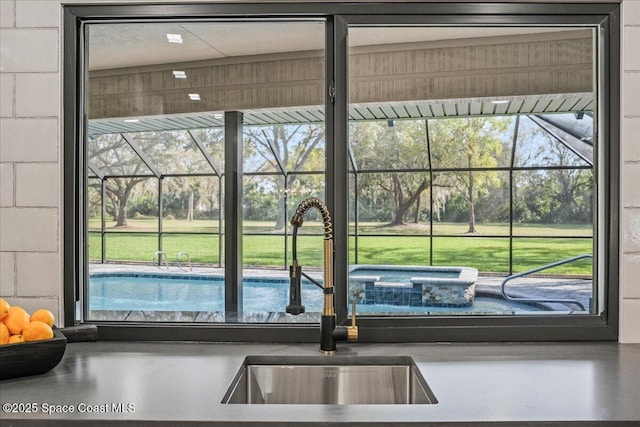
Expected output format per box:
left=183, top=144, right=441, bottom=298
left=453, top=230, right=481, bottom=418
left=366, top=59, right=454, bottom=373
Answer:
left=83, top=20, right=326, bottom=322
left=65, top=3, right=620, bottom=340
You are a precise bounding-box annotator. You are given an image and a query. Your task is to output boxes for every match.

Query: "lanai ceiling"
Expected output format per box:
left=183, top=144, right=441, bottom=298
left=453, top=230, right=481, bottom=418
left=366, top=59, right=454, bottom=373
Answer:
left=87, top=23, right=576, bottom=71
left=86, top=23, right=596, bottom=136
left=87, top=94, right=594, bottom=136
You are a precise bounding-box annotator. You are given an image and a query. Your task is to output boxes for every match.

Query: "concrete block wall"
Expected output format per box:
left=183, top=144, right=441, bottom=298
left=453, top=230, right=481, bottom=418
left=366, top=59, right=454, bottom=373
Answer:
left=0, top=0, right=62, bottom=320
left=621, top=0, right=640, bottom=343
left=0, top=0, right=638, bottom=341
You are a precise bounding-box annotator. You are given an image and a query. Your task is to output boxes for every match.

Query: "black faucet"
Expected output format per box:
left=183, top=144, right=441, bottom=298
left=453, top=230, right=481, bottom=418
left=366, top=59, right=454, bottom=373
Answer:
left=286, top=197, right=358, bottom=354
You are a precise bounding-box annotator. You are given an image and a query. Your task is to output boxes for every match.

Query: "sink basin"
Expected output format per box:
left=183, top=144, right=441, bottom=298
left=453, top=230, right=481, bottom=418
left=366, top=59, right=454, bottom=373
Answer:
left=222, top=355, right=437, bottom=405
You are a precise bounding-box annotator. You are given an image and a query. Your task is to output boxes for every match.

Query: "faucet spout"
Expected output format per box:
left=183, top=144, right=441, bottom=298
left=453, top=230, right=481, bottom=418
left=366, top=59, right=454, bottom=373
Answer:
left=290, top=196, right=333, bottom=239
left=286, top=197, right=357, bottom=354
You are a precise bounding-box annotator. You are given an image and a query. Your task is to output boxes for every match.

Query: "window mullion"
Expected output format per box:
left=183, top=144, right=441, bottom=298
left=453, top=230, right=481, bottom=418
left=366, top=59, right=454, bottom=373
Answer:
left=328, top=16, right=350, bottom=324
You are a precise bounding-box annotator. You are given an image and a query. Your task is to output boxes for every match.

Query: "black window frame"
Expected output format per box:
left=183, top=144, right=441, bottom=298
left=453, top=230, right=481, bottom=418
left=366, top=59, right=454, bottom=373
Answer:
left=63, top=2, right=620, bottom=342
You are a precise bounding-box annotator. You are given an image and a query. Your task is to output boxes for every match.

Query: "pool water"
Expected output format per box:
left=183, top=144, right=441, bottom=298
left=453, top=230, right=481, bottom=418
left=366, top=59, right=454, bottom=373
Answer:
left=90, top=276, right=323, bottom=313
left=89, top=275, right=540, bottom=314
left=350, top=267, right=459, bottom=282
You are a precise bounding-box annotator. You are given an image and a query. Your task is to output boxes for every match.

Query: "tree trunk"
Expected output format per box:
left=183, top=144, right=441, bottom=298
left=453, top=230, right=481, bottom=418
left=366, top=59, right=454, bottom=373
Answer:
left=468, top=201, right=477, bottom=233
left=110, top=200, right=119, bottom=223
left=467, top=172, right=477, bottom=233
left=433, top=188, right=442, bottom=222
left=187, top=190, right=194, bottom=221
left=390, top=176, right=405, bottom=225
left=390, top=212, right=405, bottom=226
left=275, top=194, right=287, bottom=230
left=413, top=197, right=421, bottom=223
left=512, top=179, right=519, bottom=221
left=114, top=182, right=136, bottom=227
left=116, top=202, right=128, bottom=227
left=390, top=178, right=429, bottom=226
left=104, top=178, right=143, bottom=227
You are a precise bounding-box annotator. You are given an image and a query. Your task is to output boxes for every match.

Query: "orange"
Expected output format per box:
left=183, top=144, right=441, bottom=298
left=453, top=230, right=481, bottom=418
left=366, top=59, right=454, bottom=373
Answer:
left=8, top=334, right=25, bottom=344
left=0, top=298, right=9, bottom=320
left=30, top=309, right=55, bottom=327
left=3, top=306, right=30, bottom=335
left=0, top=323, right=8, bottom=345
left=22, top=321, right=54, bottom=342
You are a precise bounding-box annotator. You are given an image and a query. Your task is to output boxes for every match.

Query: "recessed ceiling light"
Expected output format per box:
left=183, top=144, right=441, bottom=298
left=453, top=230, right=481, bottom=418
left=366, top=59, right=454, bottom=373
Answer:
left=213, top=113, right=223, bottom=119
left=172, top=70, right=187, bottom=79
left=188, top=93, right=201, bottom=101
left=491, top=100, right=509, bottom=105
left=123, top=119, right=140, bottom=123
left=166, top=33, right=183, bottom=44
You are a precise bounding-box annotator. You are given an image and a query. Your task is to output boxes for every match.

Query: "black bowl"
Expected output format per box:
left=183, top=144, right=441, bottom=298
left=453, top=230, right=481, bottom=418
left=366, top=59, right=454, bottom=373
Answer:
left=0, top=328, right=67, bottom=380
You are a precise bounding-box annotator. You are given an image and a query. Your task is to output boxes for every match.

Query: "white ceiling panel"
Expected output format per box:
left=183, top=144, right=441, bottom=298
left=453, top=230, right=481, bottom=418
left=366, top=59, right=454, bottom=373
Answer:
left=88, top=94, right=594, bottom=135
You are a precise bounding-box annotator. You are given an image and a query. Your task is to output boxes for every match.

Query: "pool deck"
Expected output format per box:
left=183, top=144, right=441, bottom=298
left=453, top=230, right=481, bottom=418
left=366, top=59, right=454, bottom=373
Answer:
left=89, top=263, right=592, bottom=311
left=476, top=276, right=592, bottom=311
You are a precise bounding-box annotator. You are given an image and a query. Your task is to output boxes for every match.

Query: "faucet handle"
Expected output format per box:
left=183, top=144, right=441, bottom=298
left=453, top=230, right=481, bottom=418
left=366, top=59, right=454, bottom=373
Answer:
left=347, top=300, right=359, bottom=342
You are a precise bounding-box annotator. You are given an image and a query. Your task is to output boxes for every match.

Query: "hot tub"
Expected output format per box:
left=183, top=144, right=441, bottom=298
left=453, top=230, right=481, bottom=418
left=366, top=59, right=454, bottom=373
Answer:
left=349, top=265, right=478, bottom=307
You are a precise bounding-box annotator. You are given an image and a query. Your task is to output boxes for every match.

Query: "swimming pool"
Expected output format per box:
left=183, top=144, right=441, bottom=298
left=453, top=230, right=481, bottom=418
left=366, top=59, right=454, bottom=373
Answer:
left=88, top=273, right=542, bottom=315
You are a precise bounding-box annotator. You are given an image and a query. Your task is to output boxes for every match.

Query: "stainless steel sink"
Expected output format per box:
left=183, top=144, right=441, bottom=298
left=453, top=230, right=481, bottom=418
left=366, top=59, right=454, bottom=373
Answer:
left=222, top=355, right=437, bottom=404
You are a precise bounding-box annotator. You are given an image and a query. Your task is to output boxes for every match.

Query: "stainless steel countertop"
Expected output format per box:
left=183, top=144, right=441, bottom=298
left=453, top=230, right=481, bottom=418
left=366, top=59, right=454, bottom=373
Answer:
left=1, top=341, right=639, bottom=426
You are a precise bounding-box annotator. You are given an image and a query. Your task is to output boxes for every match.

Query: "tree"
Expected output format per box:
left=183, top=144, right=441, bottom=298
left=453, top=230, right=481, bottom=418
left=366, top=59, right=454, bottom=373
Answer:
left=512, top=116, right=593, bottom=224
left=244, top=124, right=325, bottom=230
left=188, top=128, right=224, bottom=220
left=88, top=134, right=149, bottom=227
left=350, top=120, right=430, bottom=225
left=429, top=117, right=510, bottom=232
left=105, top=178, right=147, bottom=225
left=89, top=129, right=224, bottom=226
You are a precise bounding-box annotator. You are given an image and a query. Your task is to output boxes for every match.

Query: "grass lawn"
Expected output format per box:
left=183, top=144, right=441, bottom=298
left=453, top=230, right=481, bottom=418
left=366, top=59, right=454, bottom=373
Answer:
left=88, top=219, right=592, bottom=275
left=89, top=218, right=593, bottom=236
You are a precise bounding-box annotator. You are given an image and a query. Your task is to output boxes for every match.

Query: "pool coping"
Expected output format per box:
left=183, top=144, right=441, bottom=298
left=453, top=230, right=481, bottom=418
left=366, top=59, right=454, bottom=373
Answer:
left=349, top=264, right=479, bottom=287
